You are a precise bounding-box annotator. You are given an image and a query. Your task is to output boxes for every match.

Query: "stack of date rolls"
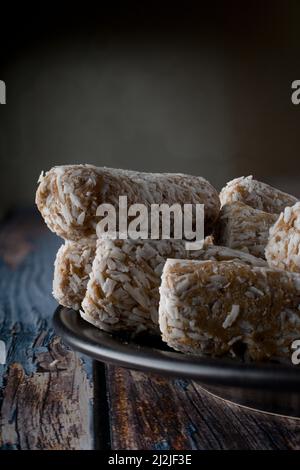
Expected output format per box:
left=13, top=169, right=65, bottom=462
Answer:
left=36, top=166, right=300, bottom=362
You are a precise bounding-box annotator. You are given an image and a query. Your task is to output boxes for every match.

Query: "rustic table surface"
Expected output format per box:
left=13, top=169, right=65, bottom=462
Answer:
left=1, top=210, right=300, bottom=450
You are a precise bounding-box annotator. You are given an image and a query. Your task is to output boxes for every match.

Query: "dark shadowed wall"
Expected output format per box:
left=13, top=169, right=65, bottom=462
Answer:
left=0, top=2, right=300, bottom=216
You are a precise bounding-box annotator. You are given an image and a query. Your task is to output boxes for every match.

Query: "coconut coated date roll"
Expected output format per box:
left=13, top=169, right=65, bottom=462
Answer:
left=220, top=176, right=297, bottom=215
left=159, top=259, right=300, bottom=361
left=215, top=202, right=277, bottom=259
left=81, top=238, right=266, bottom=334
left=266, top=202, right=300, bottom=273
left=53, top=240, right=96, bottom=310
left=36, top=165, right=220, bottom=241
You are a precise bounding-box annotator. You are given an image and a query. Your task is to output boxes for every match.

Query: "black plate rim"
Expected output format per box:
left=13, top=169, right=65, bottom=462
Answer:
left=53, top=306, right=300, bottom=391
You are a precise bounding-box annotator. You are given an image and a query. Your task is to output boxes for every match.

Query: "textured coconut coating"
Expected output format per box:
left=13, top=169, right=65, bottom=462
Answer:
left=266, top=202, right=300, bottom=273
left=220, top=176, right=298, bottom=215
left=159, top=259, right=300, bottom=361
left=36, top=165, right=220, bottom=241
left=53, top=240, right=96, bottom=310
left=81, top=238, right=267, bottom=334
left=215, top=202, right=277, bottom=259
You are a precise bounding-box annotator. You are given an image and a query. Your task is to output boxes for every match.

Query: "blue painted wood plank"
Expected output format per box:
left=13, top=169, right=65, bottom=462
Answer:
left=0, top=210, right=94, bottom=449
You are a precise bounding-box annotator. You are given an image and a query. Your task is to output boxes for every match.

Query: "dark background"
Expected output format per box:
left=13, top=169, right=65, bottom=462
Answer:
left=0, top=1, right=300, bottom=216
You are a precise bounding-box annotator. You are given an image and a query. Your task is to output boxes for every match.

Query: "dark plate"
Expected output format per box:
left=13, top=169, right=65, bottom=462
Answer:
left=54, top=306, right=300, bottom=418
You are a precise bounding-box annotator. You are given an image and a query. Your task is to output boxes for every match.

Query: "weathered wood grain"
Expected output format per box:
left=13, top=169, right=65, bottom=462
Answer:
left=0, top=210, right=94, bottom=449
left=1, top=339, right=93, bottom=449
left=107, top=366, right=300, bottom=450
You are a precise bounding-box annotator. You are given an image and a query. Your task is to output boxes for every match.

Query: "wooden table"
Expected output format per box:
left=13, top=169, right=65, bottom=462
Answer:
left=1, top=210, right=300, bottom=450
